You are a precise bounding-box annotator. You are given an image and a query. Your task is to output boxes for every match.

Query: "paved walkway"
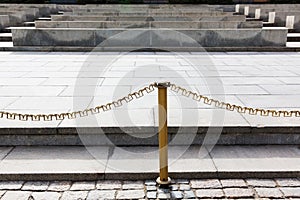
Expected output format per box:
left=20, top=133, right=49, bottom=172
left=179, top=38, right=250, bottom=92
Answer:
left=0, top=178, right=299, bottom=199
left=0, top=52, right=300, bottom=127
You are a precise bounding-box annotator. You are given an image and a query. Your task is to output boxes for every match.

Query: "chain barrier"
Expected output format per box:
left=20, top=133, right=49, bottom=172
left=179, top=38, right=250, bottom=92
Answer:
left=0, top=82, right=299, bottom=121
left=169, top=83, right=300, bottom=118
left=0, top=83, right=156, bottom=121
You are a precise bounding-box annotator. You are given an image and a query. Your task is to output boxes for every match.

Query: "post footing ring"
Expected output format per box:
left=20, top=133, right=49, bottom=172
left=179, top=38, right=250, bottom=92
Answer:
left=156, top=177, right=171, bottom=185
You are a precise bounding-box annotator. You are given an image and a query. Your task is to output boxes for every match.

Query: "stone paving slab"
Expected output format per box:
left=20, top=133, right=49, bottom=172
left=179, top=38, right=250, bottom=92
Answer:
left=0, top=52, right=300, bottom=128
left=0, top=145, right=298, bottom=181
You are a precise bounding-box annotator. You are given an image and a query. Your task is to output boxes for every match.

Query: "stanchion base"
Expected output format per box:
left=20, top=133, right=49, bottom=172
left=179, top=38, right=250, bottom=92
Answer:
left=156, top=177, right=171, bottom=185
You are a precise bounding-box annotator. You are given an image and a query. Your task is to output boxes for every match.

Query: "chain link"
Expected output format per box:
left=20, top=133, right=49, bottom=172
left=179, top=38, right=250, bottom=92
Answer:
left=1, top=82, right=299, bottom=121
left=0, top=83, right=156, bottom=121
left=169, top=83, right=300, bottom=118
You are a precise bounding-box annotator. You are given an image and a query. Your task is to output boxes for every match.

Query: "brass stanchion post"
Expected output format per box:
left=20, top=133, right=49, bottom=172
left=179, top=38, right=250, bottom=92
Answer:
left=156, top=82, right=171, bottom=185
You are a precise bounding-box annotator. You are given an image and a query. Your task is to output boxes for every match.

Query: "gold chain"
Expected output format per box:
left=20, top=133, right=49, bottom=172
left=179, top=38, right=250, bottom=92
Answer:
left=0, top=83, right=156, bottom=121
left=1, top=82, right=299, bottom=121
left=169, top=83, right=300, bottom=118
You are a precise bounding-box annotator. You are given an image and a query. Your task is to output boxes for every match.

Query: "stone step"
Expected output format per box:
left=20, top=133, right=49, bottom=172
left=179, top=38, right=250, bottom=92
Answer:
left=0, top=126, right=299, bottom=146
left=287, top=33, right=300, bottom=42
left=0, top=32, right=12, bottom=42
left=0, top=145, right=298, bottom=181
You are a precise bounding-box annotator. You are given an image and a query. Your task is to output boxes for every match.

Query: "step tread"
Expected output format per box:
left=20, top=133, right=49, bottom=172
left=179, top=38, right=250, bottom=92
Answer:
left=0, top=145, right=298, bottom=180
left=287, top=33, right=300, bottom=37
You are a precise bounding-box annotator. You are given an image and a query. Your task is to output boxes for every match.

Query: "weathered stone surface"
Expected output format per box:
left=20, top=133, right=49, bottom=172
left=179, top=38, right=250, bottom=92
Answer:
left=179, top=184, right=191, bottom=191
left=280, top=187, right=300, bottom=197
left=276, top=178, right=300, bottom=187
left=0, top=181, right=24, bottom=190
left=47, top=181, right=72, bottom=191
left=1, top=191, right=31, bottom=200
left=184, top=190, right=196, bottom=199
left=146, top=185, right=156, bottom=191
left=116, top=190, right=145, bottom=199
left=30, top=192, right=61, bottom=200
left=191, top=179, right=222, bottom=189
left=70, top=181, right=95, bottom=191
left=246, top=179, right=276, bottom=187
left=22, top=181, right=49, bottom=191
left=145, top=180, right=156, bottom=186
left=96, top=180, right=121, bottom=190
left=11, top=28, right=288, bottom=48
left=220, top=179, right=247, bottom=188
left=147, top=191, right=157, bottom=199
left=255, top=188, right=283, bottom=198
left=60, top=191, right=88, bottom=200
left=195, top=189, right=224, bottom=198
left=176, top=179, right=189, bottom=184
left=171, top=191, right=184, bottom=199
left=122, top=181, right=144, bottom=190
left=223, top=188, right=254, bottom=198
left=87, top=190, right=116, bottom=200
left=157, top=192, right=171, bottom=199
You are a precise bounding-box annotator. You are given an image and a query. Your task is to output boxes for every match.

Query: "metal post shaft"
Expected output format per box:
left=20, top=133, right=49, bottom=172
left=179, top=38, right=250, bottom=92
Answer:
left=156, top=82, right=171, bottom=185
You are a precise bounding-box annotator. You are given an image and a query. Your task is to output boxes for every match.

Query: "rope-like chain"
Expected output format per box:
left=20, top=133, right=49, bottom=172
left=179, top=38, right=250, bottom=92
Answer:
left=169, top=83, right=300, bottom=118
left=1, top=82, right=300, bottom=121
left=0, top=83, right=156, bottom=121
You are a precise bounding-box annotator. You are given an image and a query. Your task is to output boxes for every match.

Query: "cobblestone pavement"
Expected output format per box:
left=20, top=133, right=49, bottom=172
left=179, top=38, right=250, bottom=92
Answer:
left=0, top=178, right=299, bottom=199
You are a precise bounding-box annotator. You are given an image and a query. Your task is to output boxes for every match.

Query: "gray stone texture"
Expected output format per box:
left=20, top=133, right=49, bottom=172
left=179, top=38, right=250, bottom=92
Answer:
left=87, top=190, right=116, bottom=200
left=255, top=188, right=284, bottom=198
left=116, top=190, right=145, bottom=199
left=195, top=189, right=224, bottom=198
left=191, top=179, right=222, bottom=189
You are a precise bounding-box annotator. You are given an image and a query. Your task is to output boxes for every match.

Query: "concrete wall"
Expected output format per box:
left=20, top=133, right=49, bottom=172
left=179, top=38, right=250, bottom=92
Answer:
left=51, top=15, right=246, bottom=22
left=11, top=28, right=287, bottom=47
left=0, top=15, right=9, bottom=30
left=35, top=20, right=262, bottom=29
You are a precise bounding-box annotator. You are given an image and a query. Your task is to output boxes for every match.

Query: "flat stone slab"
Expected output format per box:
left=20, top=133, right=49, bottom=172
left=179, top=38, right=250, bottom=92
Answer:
left=0, top=145, right=298, bottom=181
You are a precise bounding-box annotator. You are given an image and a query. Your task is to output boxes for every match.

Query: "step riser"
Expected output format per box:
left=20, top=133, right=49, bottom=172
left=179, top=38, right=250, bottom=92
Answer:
left=0, top=37, right=12, bottom=42
left=0, top=172, right=298, bottom=181
left=0, top=127, right=299, bottom=146
left=288, top=37, right=300, bottom=42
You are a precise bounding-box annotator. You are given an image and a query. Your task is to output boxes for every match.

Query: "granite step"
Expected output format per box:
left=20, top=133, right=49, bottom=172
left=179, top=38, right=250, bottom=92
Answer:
left=287, top=33, right=300, bottom=42
left=0, top=32, right=12, bottom=42
left=0, top=145, right=298, bottom=181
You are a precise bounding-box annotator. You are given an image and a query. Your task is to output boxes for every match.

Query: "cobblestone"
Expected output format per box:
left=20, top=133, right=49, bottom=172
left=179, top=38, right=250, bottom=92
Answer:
left=280, top=187, right=300, bottom=197
left=147, top=191, right=157, bottom=199
left=276, top=178, right=300, bottom=187
left=1, top=191, right=31, bottom=200
left=122, top=181, right=144, bottom=190
left=179, top=184, right=191, bottom=191
left=47, top=181, right=72, bottom=191
left=0, top=179, right=299, bottom=199
left=0, top=181, right=24, bottom=190
left=60, top=191, right=88, bottom=200
left=220, top=179, right=247, bottom=188
left=146, top=185, right=156, bottom=191
left=191, top=179, right=222, bottom=189
left=70, top=181, right=95, bottom=191
left=22, top=182, right=49, bottom=191
left=246, top=179, right=277, bottom=187
left=255, top=187, right=284, bottom=198
left=116, top=190, right=145, bottom=199
left=184, top=190, right=195, bottom=199
left=195, top=189, right=224, bottom=198
left=30, top=191, right=61, bottom=200
left=157, top=192, right=171, bottom=199
left=171, top=191, right=184, bottom=199
left=224, top=188, right=254, bottom=198
left=87, top=190, right=116, bottom=200
left=96, top=180, right=122, bottom=190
